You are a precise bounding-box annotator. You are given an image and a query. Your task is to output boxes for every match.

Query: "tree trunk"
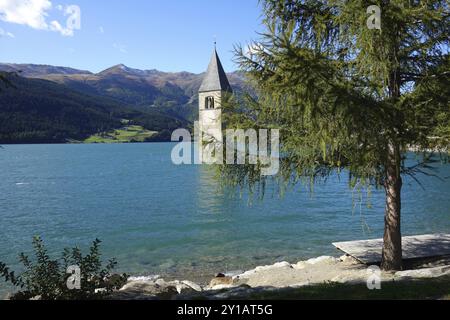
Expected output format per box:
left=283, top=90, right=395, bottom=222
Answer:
left=381, top=142, right=403, bottom=271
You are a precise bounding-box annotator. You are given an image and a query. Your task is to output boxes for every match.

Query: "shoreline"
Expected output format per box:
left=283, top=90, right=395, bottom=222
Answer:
left=2, top=253, right=449, bottom=300
left=113, top=254, right=450, bottom=300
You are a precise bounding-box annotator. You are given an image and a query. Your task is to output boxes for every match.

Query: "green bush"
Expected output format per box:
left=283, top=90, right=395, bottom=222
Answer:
left=0, top=236, right=128, bottom=300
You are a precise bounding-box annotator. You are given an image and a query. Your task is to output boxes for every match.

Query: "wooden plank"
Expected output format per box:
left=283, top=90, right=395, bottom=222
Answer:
left=332, top=234, right=450, bottom=264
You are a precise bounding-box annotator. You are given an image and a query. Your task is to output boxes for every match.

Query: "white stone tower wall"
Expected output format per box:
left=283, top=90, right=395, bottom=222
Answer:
left=199, top=91, right=223, bottom=143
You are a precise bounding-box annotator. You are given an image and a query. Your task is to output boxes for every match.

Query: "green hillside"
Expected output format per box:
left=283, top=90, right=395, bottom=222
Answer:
left=0, top=73, right=186, bottom=144
left=0, top=63, right=248, bottom=122
left=83, top=124, right=157, bottom=143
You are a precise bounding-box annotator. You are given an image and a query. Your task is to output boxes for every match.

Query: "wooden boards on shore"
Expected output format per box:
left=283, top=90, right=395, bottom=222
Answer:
left=332, top=233, right=450, bottom=264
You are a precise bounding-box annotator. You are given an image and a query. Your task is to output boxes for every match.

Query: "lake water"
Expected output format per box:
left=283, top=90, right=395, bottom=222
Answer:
left=1, top=143, right=449, bottom=292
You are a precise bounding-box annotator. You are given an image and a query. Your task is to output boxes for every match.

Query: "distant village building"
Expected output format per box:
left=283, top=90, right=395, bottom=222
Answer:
left=198, top=48, right=232, bottom=164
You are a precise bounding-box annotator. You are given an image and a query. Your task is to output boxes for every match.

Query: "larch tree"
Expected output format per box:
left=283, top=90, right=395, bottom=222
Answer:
left=219, top=0, right=449, bottom=270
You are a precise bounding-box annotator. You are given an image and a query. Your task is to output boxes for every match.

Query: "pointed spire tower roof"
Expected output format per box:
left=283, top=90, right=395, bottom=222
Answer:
left=199, top=48, right=232, bottom=93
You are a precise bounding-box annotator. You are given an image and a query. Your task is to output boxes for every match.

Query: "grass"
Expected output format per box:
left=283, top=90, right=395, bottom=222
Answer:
left=84, top=125, right=157, bottom=144
left=235, top=276, right=450, bottom=300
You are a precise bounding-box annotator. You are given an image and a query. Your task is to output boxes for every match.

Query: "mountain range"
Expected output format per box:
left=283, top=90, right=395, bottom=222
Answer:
left=0, top=63, right=248, bottom=143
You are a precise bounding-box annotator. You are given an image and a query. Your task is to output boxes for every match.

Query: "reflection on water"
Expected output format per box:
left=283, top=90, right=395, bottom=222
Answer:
left=196, top=166, right=224, bottom=214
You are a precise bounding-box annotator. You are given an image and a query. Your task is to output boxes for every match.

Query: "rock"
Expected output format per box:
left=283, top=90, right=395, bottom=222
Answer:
left=181, top=280, right=203, bottom=292
left=254, top=261, right=292, bottom=272
left=117, top=278, right=179, bottom=300
left=339, top=255, right=360, bottom=265
left=293, top=256, right=340, bottom=269
left=127, top=275, right=160, bottom=282
left=215, top=273, right=226, bottom=278
left=209, top=276, right=234, bottom=288
left=235, top=269, right=256, bottom=279
left=167, top=280, right=203, bottom=294
left=234, top=262, right=293, bottom=280
left=206, top=285, right=254, bottom=299
left=395, top=266, right=450, bottom=279
left=210, top=284, right=236, bottom=291
left=175, top=283, right=196, bottom=294
left=292, top=261, right=307, bottom=270
left=267, top=261, right=291, bottom=269
left=154, top=278, right=168, bottom=287
left=120, top=280, right=158, bottom=293
left=234, top=262, right=292, bottom=280
left=209, top=277, right=233, bottom=287
left=330, top=275, right=366, bottom=284
left=288, top=281, right=310, bottom=288
left=224, top=270, right=244, bottom=278
left=156, top=286, right=179, bottom=300
left=305, top=256, right=339, bottom=265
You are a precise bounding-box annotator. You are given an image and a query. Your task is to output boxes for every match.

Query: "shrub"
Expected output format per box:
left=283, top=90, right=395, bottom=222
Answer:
left=0, top=236, right=128, bottom=300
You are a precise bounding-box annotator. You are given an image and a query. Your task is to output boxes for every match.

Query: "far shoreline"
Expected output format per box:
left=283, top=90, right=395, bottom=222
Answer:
left=0, top=140, right=177, bottom=146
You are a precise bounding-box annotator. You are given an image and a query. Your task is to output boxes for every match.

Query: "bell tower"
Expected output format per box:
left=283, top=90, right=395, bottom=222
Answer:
left=198, top=47, right=232, bottom=164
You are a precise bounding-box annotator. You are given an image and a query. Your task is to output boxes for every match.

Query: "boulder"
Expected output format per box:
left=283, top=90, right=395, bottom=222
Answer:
left=330, top=274, right=367, bottom=285
left=235, top=269, right=257, bottom=279
left=339, top=255, right=361, bottom=265
left=305, top=256, right=339, bottom=265
left=288, top=281, right=310, bottom=288
left=127, top=275, right=160, bottom=282
left=116, top=278, right=179, bottom=300
left=209, top=284, right=236, bottom=291
left=209, top=276, right=234, bottom=288
left=256, top=261, right=292, bottom=271
left=154, top=278, right=168, bottom=287
left=395, top=266, right=450, bottom=279
left=175, top=283, right=196, bottom=295
left=181, top=280, right=203, bottom=292
left=234, top=261, right=292, bottom=280
left=292, top=261, right=307, bottom=270
left=224, top=270, right=245, bottom=278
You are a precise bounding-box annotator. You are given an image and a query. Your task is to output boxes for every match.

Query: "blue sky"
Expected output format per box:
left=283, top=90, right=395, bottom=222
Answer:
left=0, top=0, right=264, bottom=73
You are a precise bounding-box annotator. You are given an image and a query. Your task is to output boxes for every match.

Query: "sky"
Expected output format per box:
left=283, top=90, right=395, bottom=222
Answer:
left=0, top=0, right=264, bottom=73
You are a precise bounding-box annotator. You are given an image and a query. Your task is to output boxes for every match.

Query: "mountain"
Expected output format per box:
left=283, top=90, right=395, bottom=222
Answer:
left=0, top=63, right=249, bottom=122
left=0, top=63, right=92, bottom=77
left=0, top=72, right=187, bottom=144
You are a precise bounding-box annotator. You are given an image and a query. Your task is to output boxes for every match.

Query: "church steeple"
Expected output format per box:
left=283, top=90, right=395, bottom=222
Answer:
left=199, top=49, right=232, bottom=93
left=197, top=47, right=231, bottom=164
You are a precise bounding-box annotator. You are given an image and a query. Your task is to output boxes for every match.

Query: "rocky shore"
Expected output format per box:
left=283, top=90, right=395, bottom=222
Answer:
left=112, top=254, right=450, bottom=300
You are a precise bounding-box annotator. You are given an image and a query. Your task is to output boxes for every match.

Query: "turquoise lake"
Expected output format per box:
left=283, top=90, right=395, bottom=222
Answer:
left=1, top=143, right=449, bottom=292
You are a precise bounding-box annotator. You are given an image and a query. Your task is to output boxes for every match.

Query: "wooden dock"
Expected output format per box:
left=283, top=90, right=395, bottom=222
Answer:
left=332, top=234, right=450, bottom=264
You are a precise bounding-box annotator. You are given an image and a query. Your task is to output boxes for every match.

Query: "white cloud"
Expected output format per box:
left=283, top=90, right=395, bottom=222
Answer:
left=50, top=19, right=73, bottom=36
left=0, top=0, right=79, bottom=36
left=0, top=27, right=15, bottom=38
left=99, top=26, right=104, bottom=34
left=0, top=0, right=52, bottom=29
left=113, top=43, right=127, bottom=54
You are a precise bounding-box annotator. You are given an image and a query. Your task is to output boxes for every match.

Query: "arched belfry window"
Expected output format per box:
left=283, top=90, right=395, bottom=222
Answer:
left=205, top=96, right=215, bottom=109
